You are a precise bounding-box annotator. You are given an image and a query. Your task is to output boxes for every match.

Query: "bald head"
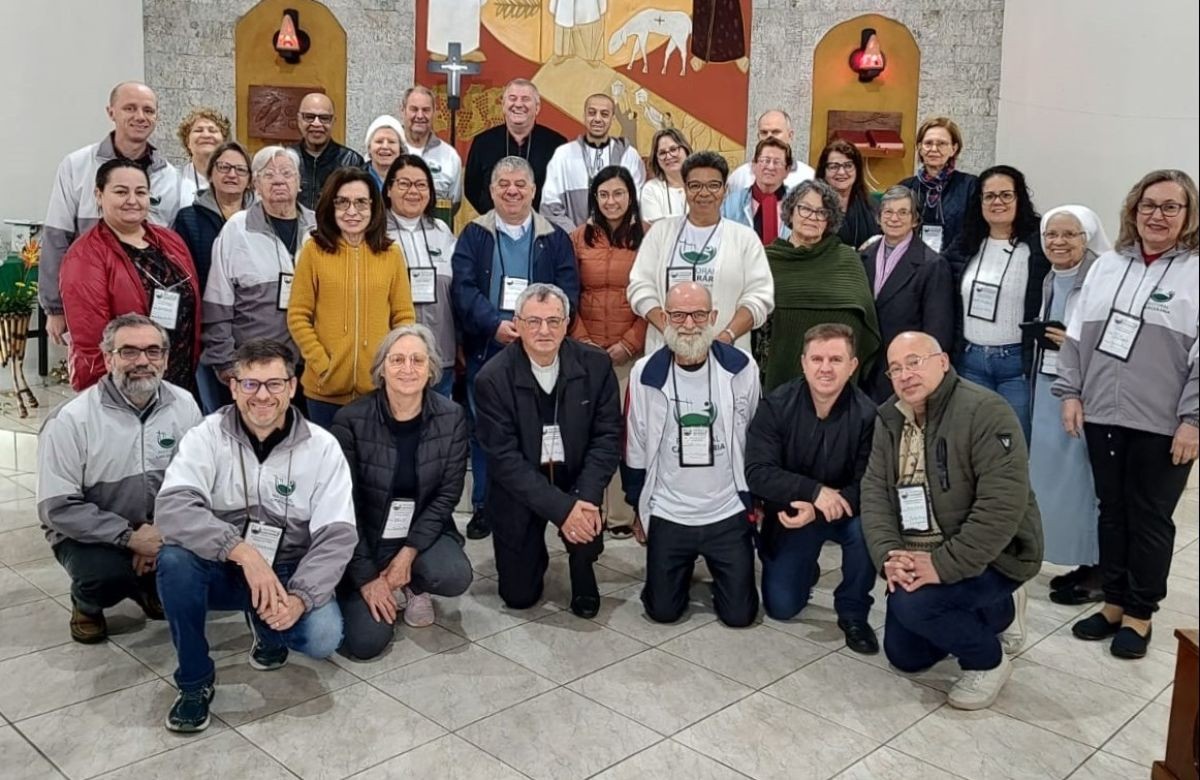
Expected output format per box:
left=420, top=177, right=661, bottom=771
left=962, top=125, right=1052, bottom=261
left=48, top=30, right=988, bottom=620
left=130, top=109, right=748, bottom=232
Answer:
left=665, top=281, right=712, bottom=312
left=885, top=331, right=948, bottom=412
left=756, top=109, right=794, bottom=144
left=297, top=93, right=335, bottom=152
left=109, top=81, right=155, bottom=107
left=106, top=82, right=158, bottom=150
left=888, top=331, right=941, bottom=360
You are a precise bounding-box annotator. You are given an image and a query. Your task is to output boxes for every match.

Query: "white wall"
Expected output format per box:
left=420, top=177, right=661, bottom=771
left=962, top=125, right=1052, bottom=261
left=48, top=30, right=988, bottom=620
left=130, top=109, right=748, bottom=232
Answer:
left=996, top=0, right=1200, bottom=239
left=0, top=1, right=144, bottom=233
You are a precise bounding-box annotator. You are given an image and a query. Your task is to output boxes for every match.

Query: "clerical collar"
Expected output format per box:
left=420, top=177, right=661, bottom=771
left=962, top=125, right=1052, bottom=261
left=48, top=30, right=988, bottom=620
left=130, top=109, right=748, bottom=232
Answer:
left=496, top=214, right=532, bottom=240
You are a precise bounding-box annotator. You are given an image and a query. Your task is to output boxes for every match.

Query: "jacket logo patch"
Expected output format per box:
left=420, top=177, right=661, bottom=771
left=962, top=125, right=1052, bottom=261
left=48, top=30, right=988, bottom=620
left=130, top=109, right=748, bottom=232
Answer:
left=1149, top=288, right=1174, bottom=303
left=428, top=162, right=442, bottom=173
left=156, top=431, right=176, bottom=449
left=275, top=478, right=296, bottom=497
left=429, top=248, right=442, bottom=257
left=996, top=433, right=1012, bottom=453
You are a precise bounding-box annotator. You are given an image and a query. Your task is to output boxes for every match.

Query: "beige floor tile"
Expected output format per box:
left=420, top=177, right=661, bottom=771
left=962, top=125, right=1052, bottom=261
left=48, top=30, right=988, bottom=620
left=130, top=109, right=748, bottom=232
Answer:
left=372, top=643, right=555, bottom=730
left=0, top=598, right=71, bottom=662
left=239, top=682, right=444, bottom=780
left=594, top=538, right=648, bottom=580
left=477, top=609, right=648, bottom=684
left=109, top=609, right=251, bottom=677
left=889, top=707, right=1094, bottom=780
left=328, top=621, right=468, bottom=679
left=1102, top=701, right=1169, bottom=767
left=1068, top=750, right=1151, bottom=779
left=434, top=577, right=557, bottom=641
left=675, top=692, right=876, bottom=780
left=764, top=653, right=945, bottom=742
left=589, top=582, right=718, bottom=646
left=0, top=724, right=62, bottom=780
left=1158, top=575, right=1198, bottom=617
left=1171, top=542, right=1198, bottom=581
left=207, top=652, right=358, bottom=727
left=593, top=739, right=749, bottom=780
left=834, top=746, right=964, bottom=780
left=458, top=688, right=660, bottom=780
left=0, top=499, right=38, bottom=533
left=0, top=565, right=45, bottom=607
left=539, top=557, right=639, bottom=611
left=569, top=648, right=752, bottom=735
left=95, top=730, right=294, bottom=779
left=349, top=734, right=527, bottom=779
left=762, top=603, right=860, bottom=650
left=1022, top=626, right=1176, bottom=699
left=8, top=557, right=71, bottom=597
left=0, top=526, right=50, bottom=566
left=0, top=641, right=156, bottom=721
left=659, top=621, right=830, bottom=689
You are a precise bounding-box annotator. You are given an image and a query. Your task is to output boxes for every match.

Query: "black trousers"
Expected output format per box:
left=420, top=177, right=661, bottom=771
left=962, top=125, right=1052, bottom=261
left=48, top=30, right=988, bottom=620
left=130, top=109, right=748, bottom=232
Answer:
left=642, top=513, right=758, bottom=627
left=52, top=538, right=156, bottom=614
left=1084, top=423, right=1192, bottom=619
left=492, top=512, right=602, bottom=610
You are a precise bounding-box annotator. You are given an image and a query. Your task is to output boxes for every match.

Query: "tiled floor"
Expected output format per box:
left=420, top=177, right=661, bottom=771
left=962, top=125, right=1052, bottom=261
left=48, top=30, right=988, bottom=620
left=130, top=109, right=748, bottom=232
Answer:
left=0, top=382, right=1197, bottom=779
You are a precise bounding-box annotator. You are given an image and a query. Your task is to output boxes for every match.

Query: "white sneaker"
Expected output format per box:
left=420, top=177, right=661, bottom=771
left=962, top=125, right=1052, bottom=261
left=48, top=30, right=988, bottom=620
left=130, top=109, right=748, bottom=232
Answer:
left=947, top=653, right=1012, bottom=710
left=999, top=586, right=1027, bottom=655
left=403, top=588, right=435, bottom=628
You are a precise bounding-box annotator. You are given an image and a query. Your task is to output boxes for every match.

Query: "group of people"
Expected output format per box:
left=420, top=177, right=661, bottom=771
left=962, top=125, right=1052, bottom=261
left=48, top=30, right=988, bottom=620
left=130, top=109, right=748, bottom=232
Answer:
left=34, top=78, right=1198, bottom=735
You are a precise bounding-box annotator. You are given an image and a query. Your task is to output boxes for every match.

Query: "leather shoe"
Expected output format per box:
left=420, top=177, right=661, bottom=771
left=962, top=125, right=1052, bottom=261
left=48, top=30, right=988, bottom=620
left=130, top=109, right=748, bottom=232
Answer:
left=466, top=509, right=491, bottom=540
left=70, top=604, right=108, bottom=644
left=1072, top=612, right=1121, bottom=641
left=570, top=594, right=601, bottom=619
left=1110, top=625, right=1151, bottom=659
left=1049, top=585, right=1103, bottom=606
left=838, top=619, right=879, bottom=655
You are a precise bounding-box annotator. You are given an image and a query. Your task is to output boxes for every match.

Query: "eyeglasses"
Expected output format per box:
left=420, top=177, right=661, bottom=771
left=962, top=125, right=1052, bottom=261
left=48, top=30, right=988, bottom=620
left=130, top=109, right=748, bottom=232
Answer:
left=881, top=208, right=913, bottom=219
left=825, top=161, right=856, bottom=174
left=112, top=345, right=166, bottom=361
left=391, top=178, right=430, bottom=192
left=756, top=158, right=786, bottom=169
left=685, top=181, right=724, bottom=194
left=884, top=352, right=943, bottom=379
left=333, top=197, right=372, bottom=213
left=795, top=204, right=832, bottom=221
left=656, top=145, right=684, bottom=159
left=299, top=112, right=334, bottom=125
left=386, top=353, right=429, bottom=369
left=214, top=161, right=250, bottom=177
left=1043, top=230, right=1084, bottom=241
left=1137, top=200, right=1185, bottom=217
left=517, top=316, right=566, bottom=330
left=982, top=191, right=1016, bottom=205
left=259, top=169, right=297, bottom=181
left=665, top=309, right=711, bottom=325
left=236, top=378, right=291, bottom=395
left=920, top=140, right=951, bottom=150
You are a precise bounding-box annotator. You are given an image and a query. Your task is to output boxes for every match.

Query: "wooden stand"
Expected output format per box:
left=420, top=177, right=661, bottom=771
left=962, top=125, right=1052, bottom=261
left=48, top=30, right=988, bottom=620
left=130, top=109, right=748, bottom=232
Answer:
left=1154, top=629, right=1199, bottom=780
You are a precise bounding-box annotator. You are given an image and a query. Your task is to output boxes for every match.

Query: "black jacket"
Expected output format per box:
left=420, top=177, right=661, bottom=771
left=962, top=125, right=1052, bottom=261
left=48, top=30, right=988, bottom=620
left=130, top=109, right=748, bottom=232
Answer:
left=944, top=229, right=1052, bottom=377
left=745, top=378, right=877, bottom=555
left=860, top=237, right=956, bottom=403
left=475, top=338, right=621, bottom=531
left=291, top=140, right=365, bottom=210
left=463, top=123, right=567, bottom=214
left=899, top=170, right=979, bottom=251
left=330, top=389, right=468, bottom=590
left=172, top=189, right=253, bottom=291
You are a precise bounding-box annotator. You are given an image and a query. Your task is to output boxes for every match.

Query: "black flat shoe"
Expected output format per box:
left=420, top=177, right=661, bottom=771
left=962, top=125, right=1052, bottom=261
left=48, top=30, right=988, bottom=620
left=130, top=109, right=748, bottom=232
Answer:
left=1072, top=612, right=1121, bottom=641
left=1049, top=585, right=1104, bottom=606
left=570, top=594, right=600, bottom=619
left=466, top=509, right=491, bottom=540
left=838, top=619, right=879, bottom=655
left=608, top=525, right=634, bottom=539
left=1110, top=626, right=1152, bottom=659
left=1049, top=565, right=1096, bottom=591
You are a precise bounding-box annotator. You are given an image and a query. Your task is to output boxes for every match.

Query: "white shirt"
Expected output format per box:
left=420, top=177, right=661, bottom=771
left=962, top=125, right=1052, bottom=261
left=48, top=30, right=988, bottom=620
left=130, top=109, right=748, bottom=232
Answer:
left=961, top=238, right=1030, bottom=346
left=530, top=355, right=560, bottom=394
left=496, top=214, right=533, bottom=241
left=727, top=159, right=815, bottom=193
left=673, top=219, right=724, bottom=289
left=641, top=178, right=687, bottom=222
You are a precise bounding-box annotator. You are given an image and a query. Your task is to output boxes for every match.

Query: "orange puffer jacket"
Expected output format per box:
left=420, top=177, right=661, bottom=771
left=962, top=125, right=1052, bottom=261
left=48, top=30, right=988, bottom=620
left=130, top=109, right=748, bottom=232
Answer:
left=569, top=223, right=647, bottom=358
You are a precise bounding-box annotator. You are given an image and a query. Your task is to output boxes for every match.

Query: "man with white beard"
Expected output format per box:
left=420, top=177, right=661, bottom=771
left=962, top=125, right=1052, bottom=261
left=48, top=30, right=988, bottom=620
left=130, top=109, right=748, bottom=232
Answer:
left=623, top=282, right=761, bottom=627
left=37, top=314, right=204, bottom=644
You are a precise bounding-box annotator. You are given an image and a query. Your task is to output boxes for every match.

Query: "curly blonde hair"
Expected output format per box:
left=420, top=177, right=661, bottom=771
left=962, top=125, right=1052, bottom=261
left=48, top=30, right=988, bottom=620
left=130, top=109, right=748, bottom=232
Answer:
left=177, top=108, right=231, bottom=158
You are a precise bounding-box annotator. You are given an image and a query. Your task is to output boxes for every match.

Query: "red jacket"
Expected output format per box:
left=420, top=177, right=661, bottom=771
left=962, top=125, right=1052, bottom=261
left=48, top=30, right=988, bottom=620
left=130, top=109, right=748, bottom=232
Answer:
left=60, top=221, right=200, bottom=391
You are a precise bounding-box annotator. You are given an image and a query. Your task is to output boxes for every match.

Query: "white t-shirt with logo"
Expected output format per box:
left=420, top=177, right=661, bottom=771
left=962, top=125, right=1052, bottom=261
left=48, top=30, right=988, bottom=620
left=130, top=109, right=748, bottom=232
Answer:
left=672, top=219, right=723, bottom=289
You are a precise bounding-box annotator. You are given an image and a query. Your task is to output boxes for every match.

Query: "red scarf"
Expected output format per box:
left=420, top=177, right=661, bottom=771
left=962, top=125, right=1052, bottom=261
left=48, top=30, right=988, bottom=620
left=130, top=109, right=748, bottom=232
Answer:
left=750, top=185, right=783, bottom=245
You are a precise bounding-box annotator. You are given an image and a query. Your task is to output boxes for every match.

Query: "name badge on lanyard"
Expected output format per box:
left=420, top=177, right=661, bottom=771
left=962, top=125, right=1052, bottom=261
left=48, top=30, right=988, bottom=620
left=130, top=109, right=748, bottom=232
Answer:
left=1097, top=310, right=1142, bottom=361
left=277, top=273, right=294, bottom=311
left=382, top=499, right=416, bottom=539
left=679, top=424, right=714, bottom=467
left=667, top=266, right=694, bottom=288
left=410, top=267, right=437, bottom=304
left=150, top=288, right=181, bottom=330
left=897, top=485, right=931, bottom=532
left=245, top=522, right=283, bottom=566
left=1039, top=349, right=1059, bottom=377
left=541, top=424, right=565, bottom=464
left=968, top=281, right=1000, bottom=322
left=922, top=225, right=943, bottom=254
left=501, top=276, right=528, bottom=311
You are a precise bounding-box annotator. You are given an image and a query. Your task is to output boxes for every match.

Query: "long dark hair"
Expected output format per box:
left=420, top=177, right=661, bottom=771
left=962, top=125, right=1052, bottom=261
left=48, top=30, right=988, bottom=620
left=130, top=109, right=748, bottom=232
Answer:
left=816, top=139, right=870, bottom=206
left=311, top=167, right=393, bottom=254
left=382, top=154, right=437, bottom=222
left=958, top=164, right=1040, bottom=251
left=583, top=166, right=644, bottom=250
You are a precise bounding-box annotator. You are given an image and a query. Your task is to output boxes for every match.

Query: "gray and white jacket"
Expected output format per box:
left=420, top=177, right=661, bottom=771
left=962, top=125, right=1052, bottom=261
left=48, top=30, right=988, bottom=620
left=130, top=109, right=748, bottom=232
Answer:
left=1053, top=244, right=1199, bottom=436
left=37, top=377, right=203, bottom=548
left=386, top=212, right=457, bottom=367
left=201, top=202, right=316, bottom=372
left=155, top=407, right=357, bottom=610
left=540, top=137, right=646, bottom=233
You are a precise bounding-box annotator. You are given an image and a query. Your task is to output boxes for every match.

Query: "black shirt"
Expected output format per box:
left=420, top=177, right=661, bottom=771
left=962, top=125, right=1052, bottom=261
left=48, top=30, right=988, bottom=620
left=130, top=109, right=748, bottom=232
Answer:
left=238, top=407, right=295, bottom=463
left=464, top=123, right=567, bottom=214
left=121, top=241, right=197, bottom=392
left=268, top=216, right=300, bottom=256
left=385, top=412, right=422, bottom=500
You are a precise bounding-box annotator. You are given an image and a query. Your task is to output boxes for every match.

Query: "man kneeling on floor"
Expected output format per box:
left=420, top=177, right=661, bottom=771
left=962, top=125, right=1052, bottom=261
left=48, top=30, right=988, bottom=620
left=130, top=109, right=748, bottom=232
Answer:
left=861, top=331, right=1042, bottom=710
left=624, top=282, right=761, bottom=627
left=37, top=314, right=203, bottom=644
left=155, top=339, right=357, bottom=732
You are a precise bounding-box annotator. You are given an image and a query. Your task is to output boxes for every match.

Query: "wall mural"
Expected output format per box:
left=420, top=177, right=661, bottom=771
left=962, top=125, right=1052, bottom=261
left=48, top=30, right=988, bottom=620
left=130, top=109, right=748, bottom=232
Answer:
left=415, top=0, right=752, bottom=217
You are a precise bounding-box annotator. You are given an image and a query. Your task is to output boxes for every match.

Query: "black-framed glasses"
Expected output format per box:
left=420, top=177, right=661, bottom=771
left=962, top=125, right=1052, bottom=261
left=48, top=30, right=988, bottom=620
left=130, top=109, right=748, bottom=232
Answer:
left=825, top=161, right=856, bottom=174
left=112, top=345, right=167, bottom=361
left=665, top=309, right=711, bottom=325
left=214, top=161, right=250, bottom=177
left=517, top=316, right=566, bottom=330
left=236, top=378, right=291, bottom=395
left=796, top=204, right=832, bottom=221
left=685, top=181, right=724, bottom=194
left=884, top=352, right=943, bottom=379
left=1136, top=200, right=1185, bottom=217
left=333, top=197, right=372, bottom=213
left=299, top=112, right=334, bottom=125
left=982, top=191, right=1017, bottom=205
left=390, top=178, right=430, bottom=192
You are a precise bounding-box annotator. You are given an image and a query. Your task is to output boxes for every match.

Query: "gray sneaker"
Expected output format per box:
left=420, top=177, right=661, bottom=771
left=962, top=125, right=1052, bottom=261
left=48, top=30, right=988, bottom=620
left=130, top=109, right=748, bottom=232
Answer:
left=999, top=586, right=1027, bottom=655
left=948, top=653, right=1012, bottom=710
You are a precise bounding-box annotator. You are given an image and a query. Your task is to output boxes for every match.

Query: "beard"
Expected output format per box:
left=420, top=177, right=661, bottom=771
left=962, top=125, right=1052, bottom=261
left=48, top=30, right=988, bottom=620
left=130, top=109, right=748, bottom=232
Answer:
left=116, top=368, right=162, bottom=405
left=663, top=322, right=715, bottom=364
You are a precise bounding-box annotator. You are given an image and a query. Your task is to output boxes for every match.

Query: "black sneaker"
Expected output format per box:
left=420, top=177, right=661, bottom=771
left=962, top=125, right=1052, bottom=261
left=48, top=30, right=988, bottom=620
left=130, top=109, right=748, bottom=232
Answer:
left=838, top=619, right=880, bottom=655
left=165, top=684, right=215, bottom=733
left=570, top=594, right=601, bottom=619
left=249, top=636, right=289, bottom=671
left=466, top=508, right=491, bottom=540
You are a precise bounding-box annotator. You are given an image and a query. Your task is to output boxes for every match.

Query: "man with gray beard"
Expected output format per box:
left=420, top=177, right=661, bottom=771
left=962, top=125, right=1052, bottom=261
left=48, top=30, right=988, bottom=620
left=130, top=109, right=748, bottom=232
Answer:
left=37, top=314, right=204, bottom=643
left=623, top=282, right=762, bottom=627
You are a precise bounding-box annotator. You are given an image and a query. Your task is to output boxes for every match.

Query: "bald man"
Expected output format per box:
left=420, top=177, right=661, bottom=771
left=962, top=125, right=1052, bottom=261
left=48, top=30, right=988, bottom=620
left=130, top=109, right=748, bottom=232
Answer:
left=290, top=93, right=364, bottom=210
left=42, top=81, right=183, bottom=345
left=624, top=282, right=762, bottom=628
left=726, top=109, right=815, bottom=194
left=860, top=331, right=1043, bottom=710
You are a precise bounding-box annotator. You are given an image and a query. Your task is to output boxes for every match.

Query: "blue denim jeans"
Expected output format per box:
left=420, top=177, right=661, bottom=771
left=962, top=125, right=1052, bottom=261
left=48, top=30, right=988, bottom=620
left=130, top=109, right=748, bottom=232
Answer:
left=305, top=399, right=343, bottom=429
left=195, top=365, right=231, bottom=415
left=431, top=370, right=455, bottom=399
left=884, top=567, right=1018, bottom=672
left=759, top=515, right=874, bottom=623
left=957, top=342, right=1030, bottom=443
left=157, top=545, right=344, bottom=693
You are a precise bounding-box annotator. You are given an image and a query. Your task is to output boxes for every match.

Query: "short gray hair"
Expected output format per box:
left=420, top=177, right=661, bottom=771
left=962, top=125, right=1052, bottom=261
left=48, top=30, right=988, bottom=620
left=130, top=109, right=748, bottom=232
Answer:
left=758, top=108, right=793, bottom=131
left=490, top=155, right=535, bottom=186
left=781, top=179, right=843, bottom=236
left=100, top=314, right=168, bottom=354
left=251, top=145, right=300, bottom=179
left=880, top=185, right=922, bottom=228
left=503, top=78, right=540, bottom=101
left=371, top=324, right=444, bottom=389
left=515, top=283, right=571, bottom=319
left=401, top=85, right=435, bottom=110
